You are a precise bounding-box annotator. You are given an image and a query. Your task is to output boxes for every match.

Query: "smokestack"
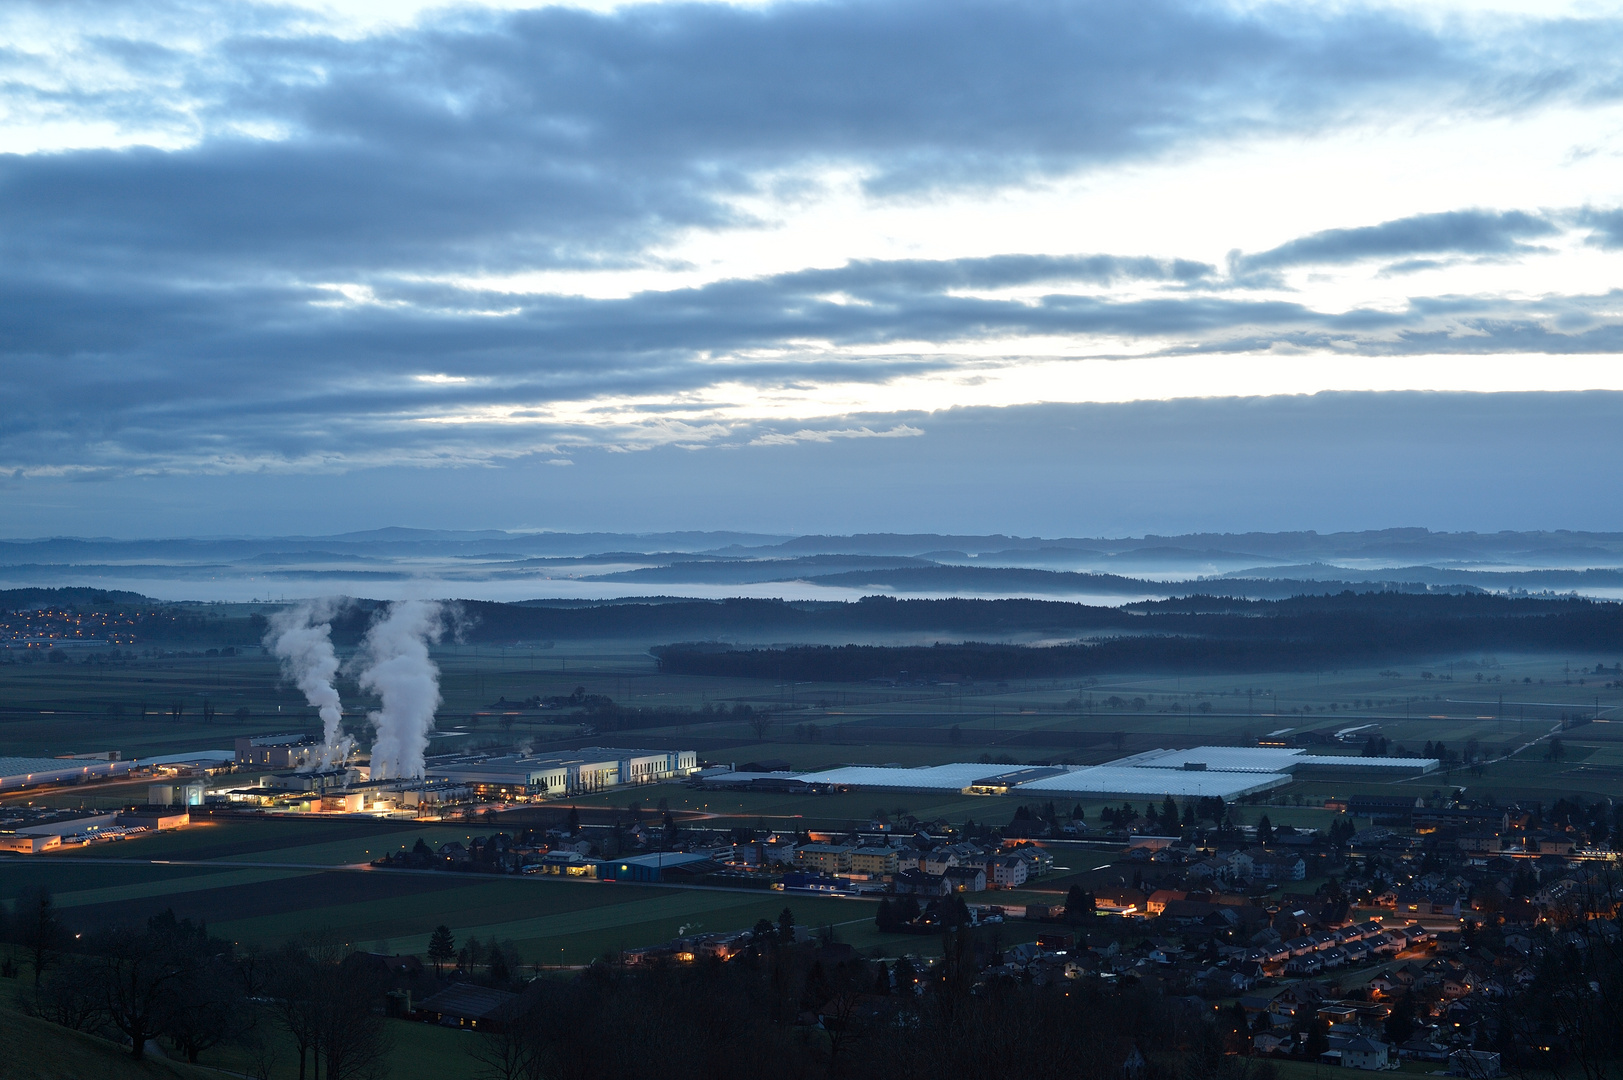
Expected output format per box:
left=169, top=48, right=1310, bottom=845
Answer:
left=265, top=598, right=354, bottom=770
left=355, top=600, right=445, bottom=780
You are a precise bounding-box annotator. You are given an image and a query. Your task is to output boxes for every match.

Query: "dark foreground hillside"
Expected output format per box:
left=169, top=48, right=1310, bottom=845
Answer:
left=0, top=1005, right=214, bottom=1080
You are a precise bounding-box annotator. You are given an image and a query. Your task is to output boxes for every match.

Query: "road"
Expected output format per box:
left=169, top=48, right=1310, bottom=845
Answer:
left=34, top=853, right=882, bottom=900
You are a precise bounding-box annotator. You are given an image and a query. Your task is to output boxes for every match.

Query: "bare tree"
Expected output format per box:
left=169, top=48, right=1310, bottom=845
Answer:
left=317, top=955, right=392, bottom=1080
left=26, top=957, right=103, bottom=1032
left=269, top=937, right=391, bottom=1080
left=268, top=942, right=322, bottom=1080
left=16, top=885, right=66, bottom=988
left=85, top=926, right=187, bottom=1060
left=237, top=1024, right=283, bottom=1080
left=165, top=954, right=249, bottom=1063
left=470, top=1002, right=545, bottom=1080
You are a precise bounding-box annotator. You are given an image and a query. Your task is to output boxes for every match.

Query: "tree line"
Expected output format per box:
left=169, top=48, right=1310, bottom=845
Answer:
left=473, top=915, right=1196, bottom=1080
left=4, top=886, right=390, bottom=1078
left=653, top=597, right=1623, bottom=682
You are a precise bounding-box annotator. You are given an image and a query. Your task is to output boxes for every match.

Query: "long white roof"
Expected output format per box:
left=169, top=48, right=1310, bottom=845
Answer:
left=797, top=761, right=1290, bottom=798
left=1016, top=766, right=1290, bottom=799
left=1105, top=747, right=1308, bottom=773
left=0, top=755, right=134, bottom=788
left=801, top=763, right=1004, bottom=791
left=1104, top=746, right=1437, bottom=773
left=767, top=743, right=1431, bottom=799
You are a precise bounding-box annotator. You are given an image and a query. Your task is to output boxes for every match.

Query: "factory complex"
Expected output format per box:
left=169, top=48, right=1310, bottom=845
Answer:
left=217, top=740, right=701, bottom=814
left=1, top=736, right=1436, bottom=845
left=428, top=746, right=700, bottom=798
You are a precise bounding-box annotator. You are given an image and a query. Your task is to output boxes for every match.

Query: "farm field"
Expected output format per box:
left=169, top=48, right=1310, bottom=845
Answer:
left=4, top=845, right=901, bottom=965
left=0, top=812, right=919, bottom=965
left=5, top=638, right=1622, bottom=765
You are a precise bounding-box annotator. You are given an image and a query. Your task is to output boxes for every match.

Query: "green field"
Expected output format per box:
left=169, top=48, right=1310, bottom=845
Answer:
left=0, top=813, right=923, bottom=965
left=5, top=640, right=1620, bottom=765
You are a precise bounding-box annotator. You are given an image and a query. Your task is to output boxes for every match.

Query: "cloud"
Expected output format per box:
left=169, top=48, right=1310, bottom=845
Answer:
left=778, top=255, right=1217, bottom=293
left=5, top=238, right=1623, bottom=476
left=1230, top=210, right=1561, bottom=276
left=0, top=0, right=1607, bottom=285
left=1580, top=207, right=1623, bottom=249
left=750, top=425, right=925, bottom=446
left=4, top=1, right=1623, bottom=488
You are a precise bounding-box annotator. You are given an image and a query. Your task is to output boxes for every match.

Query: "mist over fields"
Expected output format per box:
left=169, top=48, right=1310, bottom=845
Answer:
left=6, top=527, right=1623, bottom=605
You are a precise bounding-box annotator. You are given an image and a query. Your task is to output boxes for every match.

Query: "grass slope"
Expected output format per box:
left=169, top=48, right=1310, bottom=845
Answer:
left=0, top=1006, right=215, bottom=1080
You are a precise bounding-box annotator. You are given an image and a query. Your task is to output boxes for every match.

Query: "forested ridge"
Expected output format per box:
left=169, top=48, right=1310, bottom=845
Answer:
left=652, top=594, right=1623, bottom=681
left=6, top=590, right=1618, bottom=665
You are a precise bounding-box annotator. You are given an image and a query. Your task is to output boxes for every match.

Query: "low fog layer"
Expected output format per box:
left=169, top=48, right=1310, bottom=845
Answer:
left=8, top=526, right=1623, bottom=605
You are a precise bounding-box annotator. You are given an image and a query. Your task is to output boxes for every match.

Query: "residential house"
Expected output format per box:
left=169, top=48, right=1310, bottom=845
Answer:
left=1449, top=1050, right=1502, bottom=1078
left=1341, top=1038, right=1391, bottom=1071
left=849, top=846, right=900, bottom=876
left=987, top=854, right=1028, bottom=888
left=1004, top=844, right=1055, bottom=876
left=417, top=984, right=519, bottom=1032
left=1530, top=833, right=1575, bottom=856
left=797, top=844, right=855, bottom=874
left=1226, top=850, right=1256, bottom=881
left=1253, top=1033, right=1292, bottom=1055
left=894, top=868, right=951, bottom=896
left=1145, top=889, right=1187, bottom=915
left=1255, top=853, right=1308, bottom=881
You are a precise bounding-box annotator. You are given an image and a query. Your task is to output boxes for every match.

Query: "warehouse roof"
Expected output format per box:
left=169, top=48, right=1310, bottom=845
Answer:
left=1104, top=746, right=1437, bottom=774
left=1016, top=766, right=1290, bottom=799
left=803, top=763, right=1007, bottom=791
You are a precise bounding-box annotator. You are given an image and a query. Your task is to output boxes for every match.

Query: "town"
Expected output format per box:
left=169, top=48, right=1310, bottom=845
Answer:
left=3, top=591, right=1622, bottom=1080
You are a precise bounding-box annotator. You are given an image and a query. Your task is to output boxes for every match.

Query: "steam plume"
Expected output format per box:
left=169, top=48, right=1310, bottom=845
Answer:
left=265, top=598, right=353, bottom=769
left=355, top=600, right=445, bottom=780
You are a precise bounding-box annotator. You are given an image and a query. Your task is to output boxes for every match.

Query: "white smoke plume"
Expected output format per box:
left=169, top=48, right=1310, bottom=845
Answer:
left=355, top=600, right=445, bottom=780
left=264, top=598, right=354, bottom=770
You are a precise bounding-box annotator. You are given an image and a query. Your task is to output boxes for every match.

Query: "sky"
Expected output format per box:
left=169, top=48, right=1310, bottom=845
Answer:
left=5, top=0, right=1623, bottom=538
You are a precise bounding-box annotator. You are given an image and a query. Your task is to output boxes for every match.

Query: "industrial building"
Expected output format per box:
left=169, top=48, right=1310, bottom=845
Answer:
left=1014, top=765, right=1289, bottom=800
left=599, top=850, right=716, bottom=882
left=234, top=734, right=321, bottom=769
left=794, top=760, right=1286, bottom=799
left=764, top=745, right=1438, bottom=800
left=427, top=746, right=698, bottom=799
left=1106, top=746, right=1439, bottom=776
left=803, top=763, right=1024, bottom=793
left=148, top=780, right=207, bottom=806
left=219, top=772, right=464, bottom=813
left=0, top=755, right=135, bottom=791
left=0, top=749, right=235, bottom=793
